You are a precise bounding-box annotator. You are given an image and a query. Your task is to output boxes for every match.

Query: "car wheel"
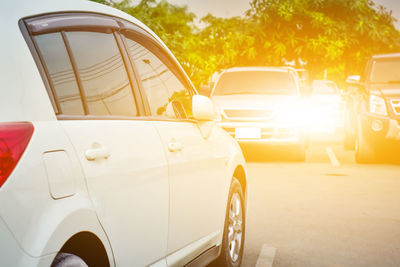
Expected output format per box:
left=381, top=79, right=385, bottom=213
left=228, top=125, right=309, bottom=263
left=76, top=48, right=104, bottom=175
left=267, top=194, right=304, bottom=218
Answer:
left=355, top=128, right=375, bottom=164
left=51, top=253, right=88, bottom=267
left=215, top=177, right=245, bottom=267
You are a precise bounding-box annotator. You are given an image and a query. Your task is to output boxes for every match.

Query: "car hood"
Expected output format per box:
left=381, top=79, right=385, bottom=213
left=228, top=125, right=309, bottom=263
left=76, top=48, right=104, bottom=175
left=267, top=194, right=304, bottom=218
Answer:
left=370, top=84, right=400, bottom=97
left=211, top=94, right=301, bottom=110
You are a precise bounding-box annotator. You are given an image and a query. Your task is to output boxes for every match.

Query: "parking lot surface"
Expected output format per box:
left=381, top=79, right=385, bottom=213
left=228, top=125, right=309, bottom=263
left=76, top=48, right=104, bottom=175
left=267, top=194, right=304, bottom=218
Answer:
left=241, top=133, right=400, bottom=267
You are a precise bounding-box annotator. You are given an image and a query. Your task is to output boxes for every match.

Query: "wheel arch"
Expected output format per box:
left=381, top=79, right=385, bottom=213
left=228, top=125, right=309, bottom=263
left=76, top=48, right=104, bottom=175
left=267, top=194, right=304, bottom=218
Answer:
left=233, top=164, right=247, bottom=204
left=41, top=208, right=114, bottom=267
left=56, top=231, right=110, bottom=267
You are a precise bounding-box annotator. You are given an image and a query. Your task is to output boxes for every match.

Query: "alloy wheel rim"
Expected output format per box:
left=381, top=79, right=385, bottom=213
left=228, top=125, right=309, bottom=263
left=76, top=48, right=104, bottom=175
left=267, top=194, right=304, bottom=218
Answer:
left=228, top=192, right=243, bottom=262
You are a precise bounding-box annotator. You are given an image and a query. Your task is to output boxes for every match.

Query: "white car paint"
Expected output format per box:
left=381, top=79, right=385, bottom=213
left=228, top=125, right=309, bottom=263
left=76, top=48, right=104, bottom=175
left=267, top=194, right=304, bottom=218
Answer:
left=0, top=0, right=247, bottom=266
left=60, top=120, right=169, bottom=266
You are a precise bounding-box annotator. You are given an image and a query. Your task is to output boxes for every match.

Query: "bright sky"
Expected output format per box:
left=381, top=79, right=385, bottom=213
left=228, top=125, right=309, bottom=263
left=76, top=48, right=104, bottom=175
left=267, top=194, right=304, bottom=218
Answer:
left=131, top=0, right=400, bottom=29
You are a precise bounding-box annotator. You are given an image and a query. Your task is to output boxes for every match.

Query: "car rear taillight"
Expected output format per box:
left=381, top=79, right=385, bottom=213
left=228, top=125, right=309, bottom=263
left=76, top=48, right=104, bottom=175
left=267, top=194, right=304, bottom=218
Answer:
left=0, top=122, right=34, bottom=188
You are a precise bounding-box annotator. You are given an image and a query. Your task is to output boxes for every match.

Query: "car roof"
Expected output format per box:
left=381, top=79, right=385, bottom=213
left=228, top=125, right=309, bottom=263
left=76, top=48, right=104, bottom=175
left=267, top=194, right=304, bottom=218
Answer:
left=2, top=0, right=163, bottom=47
left=371, top=53, right=400, bottom=60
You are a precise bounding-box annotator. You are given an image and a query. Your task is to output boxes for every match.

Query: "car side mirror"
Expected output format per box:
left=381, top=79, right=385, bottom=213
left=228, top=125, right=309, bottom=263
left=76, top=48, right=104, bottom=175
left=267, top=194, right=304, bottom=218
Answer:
left=198, top=82, right=214, bottom=97
left=192, top=95, right=216, bottom=121
left=198, top=85, right=211, bottom=97
left=346, top=75, right=360, bottom=86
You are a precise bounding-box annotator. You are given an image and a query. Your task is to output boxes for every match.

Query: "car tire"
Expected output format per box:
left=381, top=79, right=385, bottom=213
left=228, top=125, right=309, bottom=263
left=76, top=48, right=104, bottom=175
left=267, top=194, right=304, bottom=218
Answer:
left=51, top=253, right=88, bottom=267
left=214, top=177, right=245, bottom=267
left=355, top=127, right=375, bottom=164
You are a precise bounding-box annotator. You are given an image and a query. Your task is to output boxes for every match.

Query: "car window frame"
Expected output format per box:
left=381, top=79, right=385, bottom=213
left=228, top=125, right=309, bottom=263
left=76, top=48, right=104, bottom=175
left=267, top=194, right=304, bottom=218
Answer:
left=118, top=21, right=198, bottom=122
left=20, top=12, right=147, bottom=120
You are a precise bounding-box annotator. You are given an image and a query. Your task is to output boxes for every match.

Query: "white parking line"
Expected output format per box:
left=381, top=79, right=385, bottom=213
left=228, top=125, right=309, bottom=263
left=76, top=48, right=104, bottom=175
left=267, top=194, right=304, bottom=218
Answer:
left=255, top=244, right=277, bottom=267
left=325, top=146, right=340, bottom=167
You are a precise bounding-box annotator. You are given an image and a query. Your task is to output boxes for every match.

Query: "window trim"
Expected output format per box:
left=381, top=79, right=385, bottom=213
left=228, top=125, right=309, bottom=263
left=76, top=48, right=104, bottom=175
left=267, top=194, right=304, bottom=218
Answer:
left=121, top=29, right=196, bottom=95
left=25, top=13, right=119, bottom=35
left=57, top=114, right=198, bottom=124
left=19, top=19, right=60, bottom=114
left=60, top=30, right=89, bottom=115
left=21, top=12, right=145, bottom=119
left=113, top=32, right=146, bottom=116
left=117, top=19, right=196, bottom=95
left=120, top=29, right=195, bottom=120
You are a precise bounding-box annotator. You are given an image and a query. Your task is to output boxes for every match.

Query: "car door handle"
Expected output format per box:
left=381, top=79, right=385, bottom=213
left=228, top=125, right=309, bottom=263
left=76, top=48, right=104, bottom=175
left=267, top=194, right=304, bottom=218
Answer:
left=85, top=147, right=110, bottom=161
left=168, top=140, right=182, bottom=152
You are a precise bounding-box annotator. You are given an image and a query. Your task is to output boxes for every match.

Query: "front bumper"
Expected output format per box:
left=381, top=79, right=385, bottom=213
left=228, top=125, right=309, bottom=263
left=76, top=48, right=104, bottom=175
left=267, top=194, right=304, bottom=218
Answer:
left=361, top=113, right=400, bottom=142
left=219, top=121, right=305, bottom=145
left=386, top=118, right=400, bottom=140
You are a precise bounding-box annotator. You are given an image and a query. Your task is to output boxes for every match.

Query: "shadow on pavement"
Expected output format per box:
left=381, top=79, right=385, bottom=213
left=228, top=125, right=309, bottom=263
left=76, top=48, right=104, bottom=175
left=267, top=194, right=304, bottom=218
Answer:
left=240, top=144, right=305, bottom=163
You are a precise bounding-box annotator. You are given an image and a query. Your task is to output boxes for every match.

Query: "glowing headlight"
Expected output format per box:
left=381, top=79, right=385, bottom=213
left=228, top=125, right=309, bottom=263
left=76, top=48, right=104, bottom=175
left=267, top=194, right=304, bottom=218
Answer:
left=369, top=95, right=387, bottom=116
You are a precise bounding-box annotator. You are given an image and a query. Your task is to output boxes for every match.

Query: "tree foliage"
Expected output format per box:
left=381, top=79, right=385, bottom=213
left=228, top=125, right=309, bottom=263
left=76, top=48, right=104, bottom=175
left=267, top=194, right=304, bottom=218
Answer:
left=246, top=0, right=400, bottom=82
left=91, top=0, right=400, bottom=87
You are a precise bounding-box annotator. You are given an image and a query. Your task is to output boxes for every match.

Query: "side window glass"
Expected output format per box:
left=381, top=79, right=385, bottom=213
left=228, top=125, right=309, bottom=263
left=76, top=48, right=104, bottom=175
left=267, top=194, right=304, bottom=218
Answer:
left=35, top=33, right=84, bottom=115
left=125, top=38, right=191, bottom=119
left=66, top=31, right=137, bottom=117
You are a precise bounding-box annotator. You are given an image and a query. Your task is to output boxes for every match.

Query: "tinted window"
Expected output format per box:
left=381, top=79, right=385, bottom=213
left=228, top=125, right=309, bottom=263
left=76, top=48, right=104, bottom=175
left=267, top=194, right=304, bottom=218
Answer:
left=35, top=33, right=84, bottom=115
left=125, top=38, right=191, bottom=119
left=214, top=71, right=298, bottom=96
left=370, top=59, right=400, bottom=83
left=66, top=31, right=137, bottom=116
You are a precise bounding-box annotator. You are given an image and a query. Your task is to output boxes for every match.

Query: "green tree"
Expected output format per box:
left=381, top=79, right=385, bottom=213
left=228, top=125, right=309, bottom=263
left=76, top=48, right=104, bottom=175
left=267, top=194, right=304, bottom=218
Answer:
left=91, top=0, right=400, bottom=87
left=246, top=0, right=400, bottom=82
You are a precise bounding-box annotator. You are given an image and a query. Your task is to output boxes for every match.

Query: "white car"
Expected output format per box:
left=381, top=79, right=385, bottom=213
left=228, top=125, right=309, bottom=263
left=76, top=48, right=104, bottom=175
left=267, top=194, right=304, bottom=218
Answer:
left=0, top=1, right=247, bottom=266
left=210, top=67, right=307, bottom=160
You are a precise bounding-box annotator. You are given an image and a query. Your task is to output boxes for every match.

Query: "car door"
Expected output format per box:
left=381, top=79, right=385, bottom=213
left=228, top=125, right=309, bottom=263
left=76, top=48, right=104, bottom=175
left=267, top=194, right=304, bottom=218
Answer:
left=28, top=14, right=169, bottom=266
left=122, top=34, right=228, bottom=264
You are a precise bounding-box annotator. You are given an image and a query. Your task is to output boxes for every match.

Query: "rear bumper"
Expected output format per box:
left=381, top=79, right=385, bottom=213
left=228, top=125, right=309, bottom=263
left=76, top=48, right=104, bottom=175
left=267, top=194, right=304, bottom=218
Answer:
left=0, top=216, right=55, bottom=267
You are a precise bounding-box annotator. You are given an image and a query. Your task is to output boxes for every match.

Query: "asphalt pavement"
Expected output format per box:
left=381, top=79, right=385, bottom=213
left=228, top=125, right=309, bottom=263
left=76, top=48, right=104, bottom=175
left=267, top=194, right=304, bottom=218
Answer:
left=240, top=132, right=400, bottom=267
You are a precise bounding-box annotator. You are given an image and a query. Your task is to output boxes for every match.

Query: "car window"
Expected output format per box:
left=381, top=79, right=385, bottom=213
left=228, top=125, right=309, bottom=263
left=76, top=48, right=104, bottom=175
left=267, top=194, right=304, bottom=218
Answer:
left=370, top=59, right=400, bottom=83
left=35, top=33, right=84, bottom=115
left=213, top=71, right=298, bottom=96
left=124, top=38, right=191, bottom=119
left=66, top=31, right=138, bottom=117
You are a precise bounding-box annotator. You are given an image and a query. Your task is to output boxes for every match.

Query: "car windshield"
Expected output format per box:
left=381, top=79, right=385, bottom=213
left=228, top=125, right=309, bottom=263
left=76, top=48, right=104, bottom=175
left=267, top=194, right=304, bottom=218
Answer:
left=312, top=82, right=338, bottom=94
left=370, top=59, right=400, bottom=84
left=213, top=71, right=297, bottom=96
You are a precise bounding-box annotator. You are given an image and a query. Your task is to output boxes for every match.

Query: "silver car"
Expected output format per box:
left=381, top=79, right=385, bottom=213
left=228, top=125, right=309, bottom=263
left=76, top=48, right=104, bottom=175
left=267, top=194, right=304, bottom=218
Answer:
left=210, top=67, right=307, bottom=160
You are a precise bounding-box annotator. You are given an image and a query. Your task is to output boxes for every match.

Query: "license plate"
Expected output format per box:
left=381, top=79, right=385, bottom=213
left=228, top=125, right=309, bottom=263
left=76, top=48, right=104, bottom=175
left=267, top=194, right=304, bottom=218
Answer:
left=235, top=127, right=261, bottom=139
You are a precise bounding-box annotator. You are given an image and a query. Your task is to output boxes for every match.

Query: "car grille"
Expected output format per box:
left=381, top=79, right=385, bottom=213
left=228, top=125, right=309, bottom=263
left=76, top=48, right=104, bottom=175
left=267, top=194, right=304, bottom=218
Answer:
left=223, top=109, right=274, bottom=120
left=391, top=99, right=400, bottom=115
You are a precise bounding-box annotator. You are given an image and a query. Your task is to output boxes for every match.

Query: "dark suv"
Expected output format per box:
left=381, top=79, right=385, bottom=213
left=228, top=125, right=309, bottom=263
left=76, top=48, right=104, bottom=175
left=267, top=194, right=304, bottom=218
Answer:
left=344, top=53, right=400, bottom=163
